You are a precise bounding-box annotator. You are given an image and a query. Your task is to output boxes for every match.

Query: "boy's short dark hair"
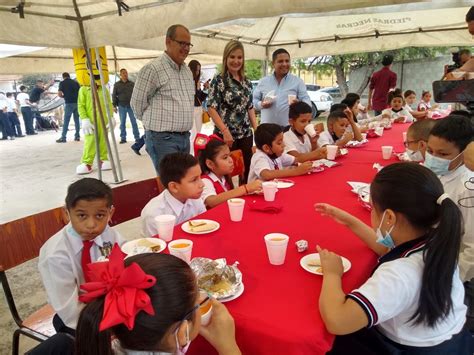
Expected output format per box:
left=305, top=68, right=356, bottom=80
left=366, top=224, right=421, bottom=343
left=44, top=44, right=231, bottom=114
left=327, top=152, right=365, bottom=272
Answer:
left=341, top=93, right=360, bottom=109
left=289, top=101, right=312, bottom=120
left=255, top=123, right=283, bottom=150
left=19, top=85, right=26, bottom=91
left=404, top=90, right=415, bottom=98
left=329, top=103, right=348, bottom=113
left=407, top=119, right=436, bottom=141
left=160, top=152, right=199, bottom=189
left=327, top=110, right=347, bottom=126
left=430, top=114, right=474, bottom=151
left=382, top=54, right=394, bottom=66
left=466, top=6, right=474, bottom=22
left=272, top=48, right=290, bottom=62
left=65, top=178, right=113, bottom=210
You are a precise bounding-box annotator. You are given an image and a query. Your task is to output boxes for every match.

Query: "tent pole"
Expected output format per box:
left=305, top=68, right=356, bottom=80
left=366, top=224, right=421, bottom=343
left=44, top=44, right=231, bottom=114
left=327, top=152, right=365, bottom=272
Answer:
left=400, top=55, right=405, bottom=91
left=95, top=47, right=125, bottom=183
left=112, top=46, right=118, bottom=76
left=73, top=0, right=104, bottom=179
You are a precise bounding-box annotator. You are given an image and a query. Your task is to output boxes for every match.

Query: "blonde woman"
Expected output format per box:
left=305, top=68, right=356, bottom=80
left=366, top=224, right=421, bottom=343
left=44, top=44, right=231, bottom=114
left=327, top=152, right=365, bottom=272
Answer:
left=207, top=40, right=257, bottom=183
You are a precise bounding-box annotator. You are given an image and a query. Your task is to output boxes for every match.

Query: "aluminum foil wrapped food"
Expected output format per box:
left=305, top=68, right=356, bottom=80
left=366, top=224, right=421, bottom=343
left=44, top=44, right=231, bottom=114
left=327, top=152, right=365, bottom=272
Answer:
left=295, top=240, right=308, bottom=252
left=190, top=258, right=242, bottom=299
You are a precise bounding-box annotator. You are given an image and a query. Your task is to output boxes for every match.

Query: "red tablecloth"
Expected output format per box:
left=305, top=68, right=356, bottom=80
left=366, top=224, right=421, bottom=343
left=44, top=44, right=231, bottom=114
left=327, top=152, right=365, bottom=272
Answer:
left=178, top=123, right=410, bottom=355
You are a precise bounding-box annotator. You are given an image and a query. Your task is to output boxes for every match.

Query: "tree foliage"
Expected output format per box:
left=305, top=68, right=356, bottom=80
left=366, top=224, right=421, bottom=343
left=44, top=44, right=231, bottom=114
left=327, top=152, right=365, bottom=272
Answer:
left=18, top=74, right=55, bottom=92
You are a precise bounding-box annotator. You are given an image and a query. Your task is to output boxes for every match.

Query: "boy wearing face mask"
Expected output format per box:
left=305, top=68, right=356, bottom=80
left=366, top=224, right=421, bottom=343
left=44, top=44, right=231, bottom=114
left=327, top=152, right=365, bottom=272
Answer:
left=39, top=178, right=124, bottom=335
left=425, top=114, right=474, bottom=330
left=404, top=119, right=436, bottom=162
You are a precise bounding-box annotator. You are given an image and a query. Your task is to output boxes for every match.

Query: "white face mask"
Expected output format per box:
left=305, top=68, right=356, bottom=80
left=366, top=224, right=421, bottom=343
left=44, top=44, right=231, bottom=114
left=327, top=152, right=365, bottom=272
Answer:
left=406, top=148, right=424, bottom=162
left=175, top=322, right=191, bottom=355
left=424, top=151, right=462, bottom=176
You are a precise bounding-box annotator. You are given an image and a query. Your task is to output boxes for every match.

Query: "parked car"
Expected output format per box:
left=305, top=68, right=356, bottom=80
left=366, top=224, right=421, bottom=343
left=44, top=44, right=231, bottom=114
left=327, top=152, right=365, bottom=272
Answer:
left=318, top=86, right=342, bottom=103
left=306, top=85, right=333, bottom=117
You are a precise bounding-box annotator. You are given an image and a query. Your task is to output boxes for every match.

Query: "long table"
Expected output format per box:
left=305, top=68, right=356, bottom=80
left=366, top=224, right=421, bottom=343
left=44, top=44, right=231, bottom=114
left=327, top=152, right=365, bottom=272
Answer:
left=181, top=123, right=408, bottom=355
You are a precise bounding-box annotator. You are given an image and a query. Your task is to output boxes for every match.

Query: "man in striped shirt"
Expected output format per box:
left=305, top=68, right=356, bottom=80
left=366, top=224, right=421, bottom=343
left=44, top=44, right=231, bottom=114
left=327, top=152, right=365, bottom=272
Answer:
left=131, top=24, right=195, bottom=175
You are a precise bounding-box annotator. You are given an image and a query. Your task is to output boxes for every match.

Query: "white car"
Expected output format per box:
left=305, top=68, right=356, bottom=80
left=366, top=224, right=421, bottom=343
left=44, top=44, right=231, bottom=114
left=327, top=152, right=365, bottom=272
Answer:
left=306, top=85, right=333, bottom=117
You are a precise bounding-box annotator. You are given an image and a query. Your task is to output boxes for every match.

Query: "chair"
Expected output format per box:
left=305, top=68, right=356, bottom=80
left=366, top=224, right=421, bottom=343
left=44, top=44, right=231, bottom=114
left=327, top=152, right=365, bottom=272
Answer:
left=229, top=149, right=245, bottom=182
left=0, top=207, right=69, bottom=355
left=109, top=177, right=164, bottom=226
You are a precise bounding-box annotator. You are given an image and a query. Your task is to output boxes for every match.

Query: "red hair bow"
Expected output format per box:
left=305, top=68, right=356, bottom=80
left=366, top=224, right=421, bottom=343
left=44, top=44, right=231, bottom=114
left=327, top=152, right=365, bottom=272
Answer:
left=79, top=244, right=156, bottom=331
left=194, top=133, right=224, bottom=155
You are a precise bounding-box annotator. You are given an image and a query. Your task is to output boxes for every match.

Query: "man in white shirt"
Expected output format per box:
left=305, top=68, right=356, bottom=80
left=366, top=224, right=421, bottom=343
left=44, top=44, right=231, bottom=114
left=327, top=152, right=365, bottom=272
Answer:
left=141, top=152, right=206, bottom=237
left=17, top=85, right=36, bottom=135
left=0, top=92, right=14, bottom=140
left=6, top=92, right=23, bottom=137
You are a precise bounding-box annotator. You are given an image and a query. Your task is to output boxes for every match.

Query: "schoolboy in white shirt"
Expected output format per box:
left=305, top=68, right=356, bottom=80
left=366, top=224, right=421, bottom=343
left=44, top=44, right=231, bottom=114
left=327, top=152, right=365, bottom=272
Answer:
left=38, top=178, right=123, bottom=334
left=424, top=114, right=474, bottom=331
left=141, top=152, right=206, bottom=237
left=404, top=119, right=436, bottom=162
left=317, top=110, right=361, bottom=148
left=248, top=123, right=313, bottom=182
left=283, top=101, right=327, bottom=162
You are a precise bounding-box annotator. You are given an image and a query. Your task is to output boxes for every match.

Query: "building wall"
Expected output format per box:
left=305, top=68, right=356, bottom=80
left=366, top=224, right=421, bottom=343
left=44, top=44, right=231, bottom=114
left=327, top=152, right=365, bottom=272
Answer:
left=348, top=55, right=451, bottom=98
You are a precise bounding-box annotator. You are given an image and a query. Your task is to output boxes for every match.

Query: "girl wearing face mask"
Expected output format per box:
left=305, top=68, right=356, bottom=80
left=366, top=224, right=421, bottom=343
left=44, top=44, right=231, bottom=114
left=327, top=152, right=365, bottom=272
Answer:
left=75, top=250, right=241, bottom=355
left=314, top=163, right=471, bottom=354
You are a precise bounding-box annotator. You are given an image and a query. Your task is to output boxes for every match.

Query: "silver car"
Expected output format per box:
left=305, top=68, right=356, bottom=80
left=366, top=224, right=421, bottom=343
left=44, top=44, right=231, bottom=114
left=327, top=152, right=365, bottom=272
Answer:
left=306, top=84, right=333, bottom=117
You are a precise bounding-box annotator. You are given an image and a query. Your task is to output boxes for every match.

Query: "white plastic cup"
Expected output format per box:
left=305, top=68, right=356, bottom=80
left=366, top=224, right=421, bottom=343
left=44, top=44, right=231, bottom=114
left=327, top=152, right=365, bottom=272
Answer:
left=326, top=145, right=338, bottom=160
left=168, top=239, right=193, bottom=263
left=154, top=214, right=176, bottom=242
left=304, top=124, right=317, bottom=137
left=262, top=181, right=278, bottom=202
left=382, top=146, right=393, bottom=160
left=402, top=132, right=407, bottom=142
left=361, top=133, right=367, bottom=140
left=264, top=233, right=289, bottom=265
left=288, top=94, right=297, bottom=105
left=199, top=290, right=213, bottom=326
left=227, top=198, right=245, bottom=222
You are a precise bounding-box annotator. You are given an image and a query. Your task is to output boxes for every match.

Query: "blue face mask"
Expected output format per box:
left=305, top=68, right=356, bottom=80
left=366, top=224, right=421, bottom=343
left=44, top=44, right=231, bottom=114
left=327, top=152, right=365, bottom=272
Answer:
left=424, top=151, right=462, bottom=176
left=375, top=210, right=395, bottom=249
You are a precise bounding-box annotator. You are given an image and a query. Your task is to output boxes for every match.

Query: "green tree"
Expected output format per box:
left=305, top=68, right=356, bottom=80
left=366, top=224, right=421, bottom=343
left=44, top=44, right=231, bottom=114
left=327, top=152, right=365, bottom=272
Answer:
left=19, top=74, right=55, bottom=92
left=244, top=60, right=262, bottom=80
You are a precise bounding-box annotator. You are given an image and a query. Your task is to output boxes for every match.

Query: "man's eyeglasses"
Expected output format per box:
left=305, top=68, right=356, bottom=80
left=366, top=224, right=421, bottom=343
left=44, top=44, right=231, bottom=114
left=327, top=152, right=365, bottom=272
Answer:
left=171, top=39, right=194, bottom=49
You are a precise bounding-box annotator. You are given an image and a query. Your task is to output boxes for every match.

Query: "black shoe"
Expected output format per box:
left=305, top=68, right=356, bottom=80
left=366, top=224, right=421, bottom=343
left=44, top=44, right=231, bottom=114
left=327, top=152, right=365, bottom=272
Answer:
left=131, top=146, right=141, bottom=155
left=16, top=135, right=26, bottom=138
left=119, top=140, right=127, bottom=144
left=74, top=137, right=80, bottom=141
left=56, top=138, right=66, bottom=143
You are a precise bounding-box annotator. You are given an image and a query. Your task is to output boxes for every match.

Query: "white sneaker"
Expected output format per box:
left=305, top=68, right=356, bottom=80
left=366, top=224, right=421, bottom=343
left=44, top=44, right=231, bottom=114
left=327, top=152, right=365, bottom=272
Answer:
left=101, top=160, right=112, bottom=171
left=76, top=163, right=92, bottom=175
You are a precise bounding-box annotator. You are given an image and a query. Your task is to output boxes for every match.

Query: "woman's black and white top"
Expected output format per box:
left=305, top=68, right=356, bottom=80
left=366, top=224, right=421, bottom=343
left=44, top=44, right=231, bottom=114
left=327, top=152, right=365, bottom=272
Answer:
left=348, top=237, right=467, bottom=347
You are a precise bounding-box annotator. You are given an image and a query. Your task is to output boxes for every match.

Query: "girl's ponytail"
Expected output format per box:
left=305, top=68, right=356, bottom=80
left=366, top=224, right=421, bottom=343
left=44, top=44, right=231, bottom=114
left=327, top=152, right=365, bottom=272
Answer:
left=412, top=195, right=462, bottom=326
left=75, top=298, right=113, bottom=355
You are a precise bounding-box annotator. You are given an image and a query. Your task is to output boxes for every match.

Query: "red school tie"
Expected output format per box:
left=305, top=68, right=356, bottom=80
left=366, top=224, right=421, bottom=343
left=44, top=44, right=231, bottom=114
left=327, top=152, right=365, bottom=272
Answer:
left=81, top=240, right=93, bottom=282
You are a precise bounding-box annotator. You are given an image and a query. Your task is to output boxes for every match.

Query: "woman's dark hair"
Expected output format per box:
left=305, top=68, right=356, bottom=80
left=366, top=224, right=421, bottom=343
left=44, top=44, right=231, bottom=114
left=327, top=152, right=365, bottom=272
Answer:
left=466, top=6, right=474, bottom=22
left=255, top=123, right=283, bottom=150
left=75, top=253, right=197, bottom=355
left=188, top=60, right=201, bottom=84
left=404, top=90, right=415, bottom=98
left=421, top=90, right=430, bottom=98
left=289, top=101, right=312, bottom=120
left=387, top=88, right=403, bottom=105
left=430, top=114, right=474, bottom=152
left=370, top=163, right=462, bottom=327
left=65, top=178, right=113, bottom=210
left=341, top=93, right=360, bottom=110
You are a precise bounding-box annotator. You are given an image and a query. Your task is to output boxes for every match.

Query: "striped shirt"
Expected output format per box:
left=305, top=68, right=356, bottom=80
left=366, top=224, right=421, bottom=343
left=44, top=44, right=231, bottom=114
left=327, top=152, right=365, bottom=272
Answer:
left=131, top=52, right=195, bottom=132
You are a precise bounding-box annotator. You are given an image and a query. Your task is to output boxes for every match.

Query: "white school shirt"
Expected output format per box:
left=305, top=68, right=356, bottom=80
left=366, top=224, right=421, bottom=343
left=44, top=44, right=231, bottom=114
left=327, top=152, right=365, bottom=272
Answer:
left=17, top=92, right=30, bottom=107
left=141, top=189, right=206, bottom=237
left=283, top=129, right=312, bottom=154
left=248, top=149, right=295, bottom=182
left=201, top=172, right=230, bottom=202
left=317, top=130, right=338, bottom=147
left=38, top=224, right=124, bottom=329
left=6, top=97, right=16, bottom=112
left=348, top=240, right=466, bottom=347
left=440, top=165, right=474, bottom=282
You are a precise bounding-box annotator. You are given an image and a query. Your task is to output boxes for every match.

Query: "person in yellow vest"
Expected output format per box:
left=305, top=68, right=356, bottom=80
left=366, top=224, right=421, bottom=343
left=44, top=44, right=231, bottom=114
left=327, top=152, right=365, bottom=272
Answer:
left=73, top=47, right=114, bottom=175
